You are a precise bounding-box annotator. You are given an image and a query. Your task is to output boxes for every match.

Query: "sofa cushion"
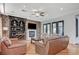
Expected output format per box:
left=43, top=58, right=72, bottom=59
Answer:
left=2, top=37, right=12, bottom=47
left=41, top=33, right=48, bottom=39
left=39, top=40, right=44, bottom=44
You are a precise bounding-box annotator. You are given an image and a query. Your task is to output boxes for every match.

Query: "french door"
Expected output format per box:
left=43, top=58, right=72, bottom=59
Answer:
left=43, top=23, right=51, bottom=35
left=52, top=21, right=64, bottom=36
left=76, top=18, right=78, bottom=37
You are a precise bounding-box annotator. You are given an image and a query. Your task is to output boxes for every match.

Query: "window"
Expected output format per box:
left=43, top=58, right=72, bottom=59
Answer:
left=52, top=22, right=57, bottom=34
left=43, top=24, right=47, bottom=33
left=43, top=23, right=51, bottom=35
left=47, top=24, right=51, bottom=35
left=58, top=21, right=64, bottom=35
left=52, top=21, right=64, bottom=36
left=76, top=18, right=78, bottom=37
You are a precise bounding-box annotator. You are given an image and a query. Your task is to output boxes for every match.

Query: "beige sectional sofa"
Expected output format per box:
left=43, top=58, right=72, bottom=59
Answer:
left=35, top=36, right=69, bottom=55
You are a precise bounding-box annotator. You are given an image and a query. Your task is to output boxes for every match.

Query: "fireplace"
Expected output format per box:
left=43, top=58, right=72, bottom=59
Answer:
left=29, top=31, right=35, bottom=37
left=27, top=23, right=37, bottom=40
left=27, top=29, right=37, bottom=40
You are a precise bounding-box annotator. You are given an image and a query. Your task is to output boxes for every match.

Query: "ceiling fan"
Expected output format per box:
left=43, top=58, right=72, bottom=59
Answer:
left=32, top=9, right=47, bottom=17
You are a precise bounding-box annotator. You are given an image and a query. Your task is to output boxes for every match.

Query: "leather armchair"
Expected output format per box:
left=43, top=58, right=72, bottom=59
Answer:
left=1, top=39, right=27, bottom=55
left=35, top=36, right=69, bottom=55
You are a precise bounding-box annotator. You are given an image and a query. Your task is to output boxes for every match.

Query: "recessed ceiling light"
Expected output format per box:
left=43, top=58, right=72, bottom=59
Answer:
left=23, top=5, right=26, bottom=8
left=60, top=8, right=63, bottom=11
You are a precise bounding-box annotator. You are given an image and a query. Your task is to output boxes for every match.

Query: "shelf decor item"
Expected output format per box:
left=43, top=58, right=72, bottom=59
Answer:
left=13, top=21, right=16, bottom=26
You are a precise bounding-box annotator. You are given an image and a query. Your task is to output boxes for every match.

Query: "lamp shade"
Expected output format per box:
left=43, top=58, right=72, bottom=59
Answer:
left=3, top=27, right=8, bottom=31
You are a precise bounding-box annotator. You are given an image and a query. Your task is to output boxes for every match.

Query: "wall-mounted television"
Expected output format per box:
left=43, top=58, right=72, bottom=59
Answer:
left=28, top=23, right=36, bottom=29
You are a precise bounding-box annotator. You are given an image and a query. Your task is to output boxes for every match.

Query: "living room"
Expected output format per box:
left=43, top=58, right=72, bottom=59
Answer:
left=0, top=3, right=79, bottom=55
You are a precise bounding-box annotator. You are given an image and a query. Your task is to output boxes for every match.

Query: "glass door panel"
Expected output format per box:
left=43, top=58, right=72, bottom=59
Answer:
left=43, top=25, right=47, bottom=33
left=52, top=23, right=57, bottom=34
left=58, top=22, right=63, bottom=35
left=47, top=24, right=51, bottom=35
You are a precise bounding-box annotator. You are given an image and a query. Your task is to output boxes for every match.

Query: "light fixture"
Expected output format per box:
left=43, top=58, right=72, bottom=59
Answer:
left=3, top=27, right=8, bottom=31
left=23, top=5, right=26, bottom=9
left=60, top=8, right=63, bottom=11
left=32, top=9, right=38, bottom=12
left=35, top=13, right=40, bottom=17
left=32, top=9, right=46, bottom=17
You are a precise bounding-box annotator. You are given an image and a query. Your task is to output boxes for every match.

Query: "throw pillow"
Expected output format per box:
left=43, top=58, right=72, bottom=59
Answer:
left=2, top=37, right=12, bottom=47
left=39, top=40, right=43, bottom=44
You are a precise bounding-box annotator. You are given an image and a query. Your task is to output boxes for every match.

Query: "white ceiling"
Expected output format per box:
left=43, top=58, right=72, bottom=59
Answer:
left=0, top=3, right=79, bottom=22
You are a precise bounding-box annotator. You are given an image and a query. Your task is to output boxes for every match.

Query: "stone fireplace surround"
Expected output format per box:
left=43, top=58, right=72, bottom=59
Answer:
left=26, top=20, right=41, bottom=40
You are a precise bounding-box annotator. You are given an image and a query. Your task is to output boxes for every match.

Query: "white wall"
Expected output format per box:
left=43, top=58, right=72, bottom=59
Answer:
left=41, top=10, right=79, bottom=44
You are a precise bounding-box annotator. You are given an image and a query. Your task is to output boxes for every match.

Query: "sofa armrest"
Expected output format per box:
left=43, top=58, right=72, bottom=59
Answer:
left=8, top=43, right=26, bottom=49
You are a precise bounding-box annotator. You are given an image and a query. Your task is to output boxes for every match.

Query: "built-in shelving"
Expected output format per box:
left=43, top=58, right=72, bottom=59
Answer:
left=9, top=16, right=26, bottom=39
